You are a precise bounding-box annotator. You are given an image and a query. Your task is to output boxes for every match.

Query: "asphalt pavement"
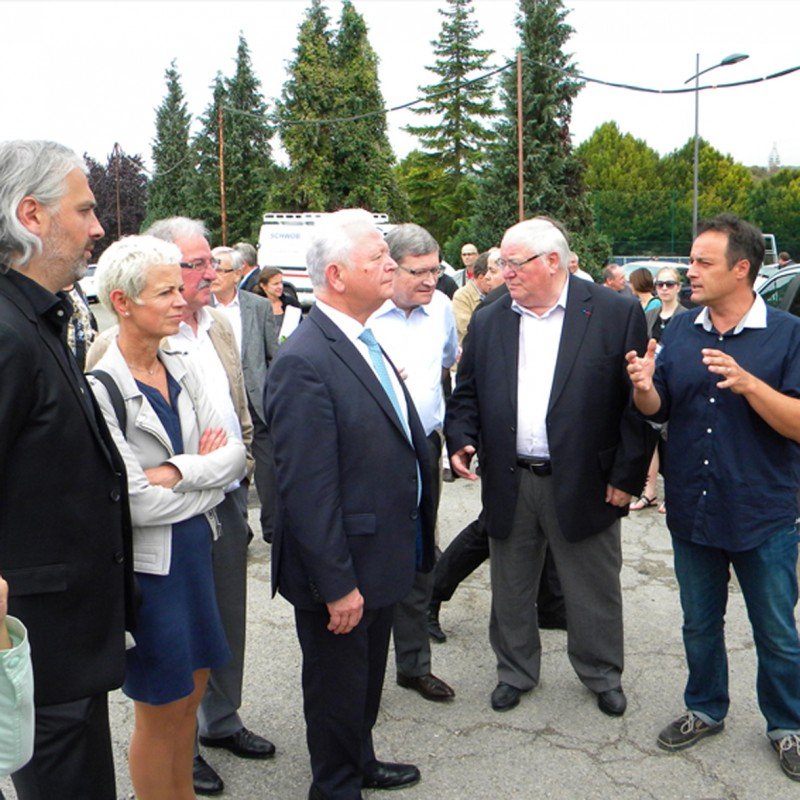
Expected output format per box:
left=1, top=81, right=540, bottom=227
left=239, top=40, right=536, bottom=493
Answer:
left=3, top=472, right=795, bottom=799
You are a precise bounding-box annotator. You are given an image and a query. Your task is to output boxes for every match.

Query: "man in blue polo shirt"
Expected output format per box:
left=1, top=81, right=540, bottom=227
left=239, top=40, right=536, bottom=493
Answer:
left=626, top=213, right=800, bottom=781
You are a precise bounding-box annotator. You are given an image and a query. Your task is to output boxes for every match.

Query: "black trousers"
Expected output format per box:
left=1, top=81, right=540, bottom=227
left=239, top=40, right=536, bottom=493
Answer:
left=12, top=693, right=116, bottom=800
left=431, top=510, right=565, bottom=624
left=296, top=604, right=394, bottom=800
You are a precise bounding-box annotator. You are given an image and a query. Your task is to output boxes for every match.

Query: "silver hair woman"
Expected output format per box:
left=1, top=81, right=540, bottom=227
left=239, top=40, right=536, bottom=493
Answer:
left=89, top=234, right=246, bottom=800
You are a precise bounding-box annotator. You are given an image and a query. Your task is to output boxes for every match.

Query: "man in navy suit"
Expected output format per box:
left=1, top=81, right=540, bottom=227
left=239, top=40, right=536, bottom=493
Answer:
left=265, top=210, right=436, bottom=800
left=446, top=217, right=653, bottom=718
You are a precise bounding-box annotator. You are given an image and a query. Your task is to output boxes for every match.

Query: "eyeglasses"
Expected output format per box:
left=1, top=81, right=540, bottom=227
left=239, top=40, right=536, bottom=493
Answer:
left=397, top=265, right=444, bottom=279
left=655, top=280, right=678, bottom=288
left=180, top=258, right=220, bottom=271
left=213, top=265, right=237, bottom=274
left=461, top=251, right=478, bottom=257
left=495, top=252, right=547, bottom=272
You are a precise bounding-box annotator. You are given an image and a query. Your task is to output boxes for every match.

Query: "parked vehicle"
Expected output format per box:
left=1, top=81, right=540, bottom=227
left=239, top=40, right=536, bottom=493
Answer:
left=257, top=212, right=392, bottom=307
left=757, top=264, right=800, bottom=316
left=79, top=264, right=98, bottom=303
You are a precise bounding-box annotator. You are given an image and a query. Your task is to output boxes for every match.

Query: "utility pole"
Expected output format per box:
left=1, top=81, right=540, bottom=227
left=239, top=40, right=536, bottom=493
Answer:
left=516, top=50, right=524, bottom=222
left=218, top=105, right=228, bottom=246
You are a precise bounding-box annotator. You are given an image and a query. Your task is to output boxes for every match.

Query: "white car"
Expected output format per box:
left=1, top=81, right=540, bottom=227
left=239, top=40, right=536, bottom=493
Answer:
left=79, top=264, right=98, bottom=303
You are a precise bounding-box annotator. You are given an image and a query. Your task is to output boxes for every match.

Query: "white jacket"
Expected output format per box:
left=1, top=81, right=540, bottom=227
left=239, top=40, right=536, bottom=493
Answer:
left=87, top=339, right=247, bottom=576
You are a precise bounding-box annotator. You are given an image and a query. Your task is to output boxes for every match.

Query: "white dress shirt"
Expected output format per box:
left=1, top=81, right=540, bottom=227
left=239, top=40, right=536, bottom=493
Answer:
left=213, top=291, right=243, bottom=353
left=169, top=307, right=242, bottom=490
left=314, top=299, right=410, bottom=427
left=369, top=290, right=458, bottom=436
left=514, top=278, right=570, bottom=459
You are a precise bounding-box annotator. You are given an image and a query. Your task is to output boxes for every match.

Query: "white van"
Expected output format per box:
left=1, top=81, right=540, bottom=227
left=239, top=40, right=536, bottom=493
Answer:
left=257, top=212, right=391, bottom=307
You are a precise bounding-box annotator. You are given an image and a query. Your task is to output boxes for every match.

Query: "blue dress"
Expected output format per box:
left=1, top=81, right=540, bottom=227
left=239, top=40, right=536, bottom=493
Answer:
left=123, top=373, right=230, bottom=705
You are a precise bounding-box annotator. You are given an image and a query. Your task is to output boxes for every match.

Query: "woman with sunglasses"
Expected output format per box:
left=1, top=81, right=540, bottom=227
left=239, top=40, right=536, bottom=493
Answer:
left=630, top=267, right=688, bottom=512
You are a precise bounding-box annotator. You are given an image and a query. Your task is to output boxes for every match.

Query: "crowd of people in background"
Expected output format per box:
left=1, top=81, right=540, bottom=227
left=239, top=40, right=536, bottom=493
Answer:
left=2, top=139, right=800, bottom=800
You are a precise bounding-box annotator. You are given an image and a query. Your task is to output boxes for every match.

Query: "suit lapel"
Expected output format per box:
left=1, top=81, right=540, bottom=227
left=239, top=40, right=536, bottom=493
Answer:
left=497, top=298, right=521, bottom=415
left=548, top=275, right=593, bottom=412
left=310, top=306, right=412, bottom=444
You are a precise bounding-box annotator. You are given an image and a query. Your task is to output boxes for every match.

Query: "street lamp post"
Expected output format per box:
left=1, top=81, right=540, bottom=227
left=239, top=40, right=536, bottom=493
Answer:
left=685, top=52, right=749, bottom=240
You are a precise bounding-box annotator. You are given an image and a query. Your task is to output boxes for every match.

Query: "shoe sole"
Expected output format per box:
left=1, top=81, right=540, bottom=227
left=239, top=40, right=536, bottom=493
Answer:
left=657, top=721, right=724, bottom=751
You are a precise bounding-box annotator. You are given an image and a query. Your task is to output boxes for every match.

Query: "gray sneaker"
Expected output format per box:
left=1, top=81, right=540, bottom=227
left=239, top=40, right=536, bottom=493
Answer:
left=657, top=711, right=724, bottom=751
left=774, top=734, right=800, bottom=781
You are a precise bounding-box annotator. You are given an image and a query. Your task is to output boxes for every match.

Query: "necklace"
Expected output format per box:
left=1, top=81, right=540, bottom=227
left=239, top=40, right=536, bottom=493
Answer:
left=126, top=361, right=159, bottom=376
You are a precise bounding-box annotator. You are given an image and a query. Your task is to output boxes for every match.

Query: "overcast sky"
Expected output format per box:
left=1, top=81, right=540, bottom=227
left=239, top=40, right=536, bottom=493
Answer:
left=3, top=0, right=799, bottom=172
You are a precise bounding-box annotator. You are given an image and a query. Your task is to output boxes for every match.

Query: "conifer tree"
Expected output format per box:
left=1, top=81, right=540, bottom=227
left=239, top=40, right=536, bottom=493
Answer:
left=222, top=33, right=275, bottom=241
left=273, top=0, right=338, bottom=211
left=145, top=60, right=193, bottom=226
left=331, top=0, right=407, bottom=218
left=469, top=0, right=594, bottom=249
left=190, top=73, right=227, bottom=243
left=406, top=0, right=496, bottom=178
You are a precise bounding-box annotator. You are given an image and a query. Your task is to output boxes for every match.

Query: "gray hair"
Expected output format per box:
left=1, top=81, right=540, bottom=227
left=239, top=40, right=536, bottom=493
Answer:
left=384, top=223, right=439, bottom=264
left=212, top=245, right=244, bottom=271
left=233, top=241, right=257, bottom=266
left=0, top=140, right=87, bottom=270
left=501, top=218, right=570, bottom=272
left=96, top=235, right=182, bottom=316
left=306, top=209, right=379, bottom=289
left=144, top=216, right=208, bottom=244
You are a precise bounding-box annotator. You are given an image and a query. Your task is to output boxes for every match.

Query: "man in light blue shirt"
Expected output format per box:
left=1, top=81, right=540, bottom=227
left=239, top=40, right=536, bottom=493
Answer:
left=370, top=223, right=458, bottom=703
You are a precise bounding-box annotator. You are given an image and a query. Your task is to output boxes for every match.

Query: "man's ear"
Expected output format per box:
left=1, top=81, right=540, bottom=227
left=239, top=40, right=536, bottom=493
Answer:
left=16, top=196, right=51, bottom=237
left=325, top=262, right=346, bottom=293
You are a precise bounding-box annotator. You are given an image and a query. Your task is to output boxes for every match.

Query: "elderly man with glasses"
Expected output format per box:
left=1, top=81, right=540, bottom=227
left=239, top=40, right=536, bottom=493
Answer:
left=446, top=217, right=653, bottom=718
left=369, top=223, right=458, bottom=704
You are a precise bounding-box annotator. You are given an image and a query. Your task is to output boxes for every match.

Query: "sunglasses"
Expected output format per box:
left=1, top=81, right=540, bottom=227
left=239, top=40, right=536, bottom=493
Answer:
left=655, top=280, right=678, bottom=288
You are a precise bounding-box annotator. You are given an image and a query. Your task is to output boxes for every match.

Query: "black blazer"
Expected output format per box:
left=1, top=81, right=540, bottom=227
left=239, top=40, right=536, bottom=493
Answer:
left=446, top=275, right=654, bottom=543
left=265, top=304, right=436, bottom=611
left=0, top=272, right=134, bottom=707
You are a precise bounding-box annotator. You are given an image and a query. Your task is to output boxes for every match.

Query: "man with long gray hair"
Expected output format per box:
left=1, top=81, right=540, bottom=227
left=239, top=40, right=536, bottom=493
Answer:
left=0, top=140, right=134, bottom=799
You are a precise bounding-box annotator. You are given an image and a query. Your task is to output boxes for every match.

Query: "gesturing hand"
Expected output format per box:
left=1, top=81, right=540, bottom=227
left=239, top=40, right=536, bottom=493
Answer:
left=702, top=349, right=756, bottom=394
left=625, top=338, right=657, bottom=392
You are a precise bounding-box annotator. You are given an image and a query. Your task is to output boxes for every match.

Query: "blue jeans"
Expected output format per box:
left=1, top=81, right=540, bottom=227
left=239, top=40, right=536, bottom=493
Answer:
left=672, top=529, right=800, bottom=738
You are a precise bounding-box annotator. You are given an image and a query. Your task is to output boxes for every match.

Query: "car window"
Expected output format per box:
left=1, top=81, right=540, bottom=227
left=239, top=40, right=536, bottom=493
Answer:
left=760, top=272, right=799, bottom=309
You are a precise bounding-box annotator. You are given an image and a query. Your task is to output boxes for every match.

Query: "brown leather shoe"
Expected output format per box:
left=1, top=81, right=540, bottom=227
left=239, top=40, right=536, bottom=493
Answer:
left=396, top=672, right=455, bottom=701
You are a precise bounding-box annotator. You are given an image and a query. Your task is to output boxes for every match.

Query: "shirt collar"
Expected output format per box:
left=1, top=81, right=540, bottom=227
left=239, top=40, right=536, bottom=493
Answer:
left=510, top=274, right=570, bottom=320
left=372, top=298, right=430, bottom=320
left=177, top=305, right=214, bottom=338
left=4, top=268, right=72, bottom=331
left=214, top=290, right=240, bottom=309
left=694, top=292, right=767, bottom=335
left=315, top=298, right=368, bottom=345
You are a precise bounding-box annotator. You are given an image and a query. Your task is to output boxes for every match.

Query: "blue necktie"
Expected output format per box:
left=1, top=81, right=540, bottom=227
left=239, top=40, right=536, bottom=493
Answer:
left=359, top=327, right=423, bottom=523
left=358, top=328, right=411, bottom=441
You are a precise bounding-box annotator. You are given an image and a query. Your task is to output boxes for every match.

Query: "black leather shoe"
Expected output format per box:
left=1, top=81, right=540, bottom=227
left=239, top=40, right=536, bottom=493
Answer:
left=193, top=754, right=224, bottom=796
left=200, top=726, right=276, bottom=758
left=491, top=682, right=528, bottom=711
left=397, top=672, right=455, bottom=701
left=362, top=761, right=420, bottom=790
left=427, top=602, right=447, bottom=643
left=597, top=687, right=627, bottom=717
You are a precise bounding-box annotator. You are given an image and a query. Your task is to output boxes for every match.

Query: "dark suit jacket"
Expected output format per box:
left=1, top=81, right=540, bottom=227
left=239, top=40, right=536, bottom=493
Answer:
left=446, top=275, right=653, bottom=543
left=0, top=271, right=134, bottom=707
left=239, top=266, right=261, bottom=294
left=232, top=289, right=278, bottom=423
left=265, top=304, right=436, bottom=611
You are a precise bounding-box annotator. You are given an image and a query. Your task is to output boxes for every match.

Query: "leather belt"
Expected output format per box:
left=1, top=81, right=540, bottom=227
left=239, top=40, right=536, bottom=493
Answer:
left=516, top=458, right=552, bottom=476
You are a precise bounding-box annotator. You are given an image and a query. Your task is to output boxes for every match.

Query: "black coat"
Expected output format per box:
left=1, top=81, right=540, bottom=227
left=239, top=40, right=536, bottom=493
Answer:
left=446, top=275, right=654, bottom=543
left=0, top=271, right=134, bottom=706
